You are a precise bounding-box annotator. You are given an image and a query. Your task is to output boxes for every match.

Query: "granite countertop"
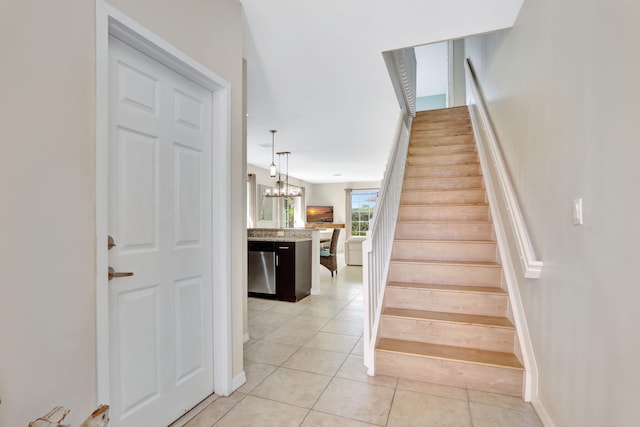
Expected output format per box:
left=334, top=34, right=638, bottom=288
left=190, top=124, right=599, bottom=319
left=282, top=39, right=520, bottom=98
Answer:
left=248, top=236, right=313, bottom=242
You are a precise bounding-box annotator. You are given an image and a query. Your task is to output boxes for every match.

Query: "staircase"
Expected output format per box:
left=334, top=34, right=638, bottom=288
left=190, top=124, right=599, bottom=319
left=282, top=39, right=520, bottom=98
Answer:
left=374, top=106, right=524, bottom=397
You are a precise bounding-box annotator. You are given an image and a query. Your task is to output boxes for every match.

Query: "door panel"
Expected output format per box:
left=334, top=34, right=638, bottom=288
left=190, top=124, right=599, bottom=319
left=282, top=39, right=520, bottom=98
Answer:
left=117, top=285, right=160, bottom=416
left=108, top=35, right=213, bottom=427
left=174, top=144, right=202, bottom=247
left=175, top=276, right=204, bottom=384
left=117, top=127, right=158, bottom=251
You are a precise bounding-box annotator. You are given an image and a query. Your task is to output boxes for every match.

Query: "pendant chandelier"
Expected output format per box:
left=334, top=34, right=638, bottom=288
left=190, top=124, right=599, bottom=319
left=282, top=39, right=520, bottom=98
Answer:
left=269, top=130, right=277, bottom=177
left=264, top=151, right=302, bottom=198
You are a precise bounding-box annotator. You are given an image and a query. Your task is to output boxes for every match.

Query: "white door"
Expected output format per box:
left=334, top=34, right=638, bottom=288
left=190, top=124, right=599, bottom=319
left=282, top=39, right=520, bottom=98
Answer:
left=108, top=36, right=214, bottom=427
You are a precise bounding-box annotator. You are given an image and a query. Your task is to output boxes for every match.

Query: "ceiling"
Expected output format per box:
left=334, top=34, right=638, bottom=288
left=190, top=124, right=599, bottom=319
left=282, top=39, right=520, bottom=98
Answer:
left=241, top=0, right=523, bottom=184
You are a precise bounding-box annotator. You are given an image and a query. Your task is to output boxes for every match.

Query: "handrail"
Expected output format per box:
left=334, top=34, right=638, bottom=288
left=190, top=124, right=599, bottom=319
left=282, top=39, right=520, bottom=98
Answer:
left=362, top=112, right=411, bottom=375
left=465, top=57, right=540, bottom=401
left=465, top=59, right=543, bottom=279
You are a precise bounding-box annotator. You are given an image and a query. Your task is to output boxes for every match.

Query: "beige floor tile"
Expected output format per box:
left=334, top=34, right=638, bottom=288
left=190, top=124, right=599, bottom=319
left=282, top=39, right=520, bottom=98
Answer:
left=351, top=337, right=365, bottom=356
left=336, top=355, right=397, bottom=388
left=184, top=392, right=245, bottom=427
left=287, top=315, right=331, bottom=331
left=301, top=410, right=377, bottom=426
left=250, top=310, right=296, bottom=326
left=269, top=301, right=311, bottom=316
left=248, top=298, right=278, bottom=314
left=237, top=360, right=277, bottom=393
left=244, top=340, right=300, bottom=365
left=387, top=389, right=472, bottom=427
left=469, top=402, right=542, bottom=427
left=396, top=378, right=468, bottom=401
left=467, top=389, right=535, bottom=413
left=321, top=319, right=364, bottom=336
left=311, top=298, right=350, bottom=309
left=247, top=321, right=281, bottom=340
left=305, top=332, right=359, bottom=353
left=214, top=395, right=308, bottom=427
left=334, top=309, right=364, bottom=321
left=251, top=367, right=332, bottom=408
left=314, top=378, right=395, bottom=425
left=283, top=347, right=349, bottom=376
left=301, top=305, right=342, bottom=318
left=343, top=300, right=363, bottom=311
left=264, top=325, right=318, bottom=346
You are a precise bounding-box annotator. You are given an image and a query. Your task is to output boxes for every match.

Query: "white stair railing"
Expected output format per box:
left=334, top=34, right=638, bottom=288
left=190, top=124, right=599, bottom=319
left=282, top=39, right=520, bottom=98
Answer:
left=363, top=112, right=411, bottom=375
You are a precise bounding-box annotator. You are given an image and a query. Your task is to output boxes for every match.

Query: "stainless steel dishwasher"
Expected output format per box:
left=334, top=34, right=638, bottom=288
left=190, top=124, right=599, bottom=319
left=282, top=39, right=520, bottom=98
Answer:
left=248, top=241, right=276, bottom=296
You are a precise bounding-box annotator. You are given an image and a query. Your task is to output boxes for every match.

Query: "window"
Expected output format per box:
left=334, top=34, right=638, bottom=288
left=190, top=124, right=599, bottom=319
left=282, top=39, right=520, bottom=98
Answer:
left=349, top=189, right=378, bottom=236
left=281, top=185, right=304, bottom=228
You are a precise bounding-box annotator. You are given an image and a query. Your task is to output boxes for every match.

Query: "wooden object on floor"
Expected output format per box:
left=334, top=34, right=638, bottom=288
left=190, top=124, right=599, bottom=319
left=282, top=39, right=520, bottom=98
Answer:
left=375, top=106, right=524, bottom=397
left=29, top=405, right=109, bottom=427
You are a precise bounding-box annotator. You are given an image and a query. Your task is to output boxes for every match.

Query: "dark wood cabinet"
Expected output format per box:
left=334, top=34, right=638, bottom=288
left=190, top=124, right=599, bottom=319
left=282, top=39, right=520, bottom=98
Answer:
left=275, top=240, right=311, bottom=302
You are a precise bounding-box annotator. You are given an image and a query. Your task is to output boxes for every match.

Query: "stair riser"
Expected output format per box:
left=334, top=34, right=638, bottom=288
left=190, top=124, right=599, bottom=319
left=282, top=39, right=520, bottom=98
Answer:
left=375, top=350, right=523, bottom=397
left=410, top=135, right=475, bottom=147
left=404, top=164, right=481, bottom=178
left=384, top=287, right=508, bottom=317
left=403, top=176, right=484, bottom=191
left=395, top=222, right=494, bottom=240
left=409, top=144, right=475, bottom=156
left=412, top=130, right=473, bottom=139
left=379, top=316, right=515, bottom=353
left=407, top=152, right=478, bottom=167
left=398, top=205, right=490, bottom=222
left=401, top=189, right=486, bottom=205
left=388, top=262, right=501, bottom=287
left=412, top=123, right=472, bottom=133
left=392, top=241, right=497, bottom=263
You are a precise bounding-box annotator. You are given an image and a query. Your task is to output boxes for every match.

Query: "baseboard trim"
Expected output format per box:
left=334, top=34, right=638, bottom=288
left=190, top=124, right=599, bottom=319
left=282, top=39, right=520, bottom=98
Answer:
left=231, top=371, right=246, bottom=393
left=243, top=332, right=250, bottom=344
left=532, top=396, right=556, bottom=427
left=466, top=58, right=539, bottom=403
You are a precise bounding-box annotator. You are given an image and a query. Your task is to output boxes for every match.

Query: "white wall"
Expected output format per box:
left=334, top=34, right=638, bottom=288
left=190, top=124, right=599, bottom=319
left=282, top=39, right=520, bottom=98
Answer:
left=465, top=0, right=640, bottom=425
left=0, top=1, right=244, bottom=425
left=415, top=42, right=448, bottom=98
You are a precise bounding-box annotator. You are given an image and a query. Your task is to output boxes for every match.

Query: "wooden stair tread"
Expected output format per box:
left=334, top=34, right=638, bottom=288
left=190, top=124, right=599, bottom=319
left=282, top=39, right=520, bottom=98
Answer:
left=377, top=338, right=523, bottom=370
left=403, top=175, right=483, bottom=181
left=393, top=238, right=495, bottom=244
left=382, top=308, right=514, bottom=329
left=396, top=219, right=491, bottom=223
left=391, top=259, right=501, bottom=268
left=387, top=281, right=507, bottom=295
left=402, top=187, right=485, bottom=193
left=405, top=162, right=480, bottom=169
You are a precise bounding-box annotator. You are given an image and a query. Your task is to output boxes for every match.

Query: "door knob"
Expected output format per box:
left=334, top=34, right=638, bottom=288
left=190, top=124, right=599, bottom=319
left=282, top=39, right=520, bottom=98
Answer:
left=108, top=266, right=134, bottom=281
left=108, top=235, right=116, bottom=250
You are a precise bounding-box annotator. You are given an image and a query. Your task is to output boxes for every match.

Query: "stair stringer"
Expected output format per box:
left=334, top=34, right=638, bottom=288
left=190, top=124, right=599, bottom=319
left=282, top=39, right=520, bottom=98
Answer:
left=467, top=102, right=538, bottom=403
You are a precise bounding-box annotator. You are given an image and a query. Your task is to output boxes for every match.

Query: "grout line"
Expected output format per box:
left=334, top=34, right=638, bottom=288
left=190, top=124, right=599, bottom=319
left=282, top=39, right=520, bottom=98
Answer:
left=466, top=388, right=475, bottom=427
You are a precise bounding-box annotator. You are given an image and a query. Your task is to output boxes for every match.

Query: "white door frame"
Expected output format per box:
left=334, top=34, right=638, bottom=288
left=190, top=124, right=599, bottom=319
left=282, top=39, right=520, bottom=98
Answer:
left=95, top=1, right=234, bottom=405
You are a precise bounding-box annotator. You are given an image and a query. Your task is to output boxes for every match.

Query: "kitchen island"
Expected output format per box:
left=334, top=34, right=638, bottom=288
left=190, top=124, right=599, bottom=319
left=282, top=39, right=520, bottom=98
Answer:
left=248, top=228, right=321, bottom=301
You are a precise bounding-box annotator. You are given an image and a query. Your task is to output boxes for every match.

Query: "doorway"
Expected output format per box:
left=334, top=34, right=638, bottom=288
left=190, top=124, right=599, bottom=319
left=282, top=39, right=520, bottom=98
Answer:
left=96, top=5, right=233, bottom=426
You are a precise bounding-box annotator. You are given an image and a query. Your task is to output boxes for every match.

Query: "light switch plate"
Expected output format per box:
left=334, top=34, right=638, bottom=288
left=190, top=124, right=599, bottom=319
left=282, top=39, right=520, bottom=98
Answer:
left=573, top=198, right=583, bottom=225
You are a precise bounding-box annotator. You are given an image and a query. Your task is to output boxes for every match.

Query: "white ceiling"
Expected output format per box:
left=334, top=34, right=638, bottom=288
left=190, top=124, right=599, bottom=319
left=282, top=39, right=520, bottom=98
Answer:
left=241, top=0, right=523, bottom=184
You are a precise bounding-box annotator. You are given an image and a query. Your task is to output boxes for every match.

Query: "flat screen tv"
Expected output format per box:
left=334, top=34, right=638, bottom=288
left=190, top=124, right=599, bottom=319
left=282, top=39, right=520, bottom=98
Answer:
left=306, top=205, right=334, bottom=223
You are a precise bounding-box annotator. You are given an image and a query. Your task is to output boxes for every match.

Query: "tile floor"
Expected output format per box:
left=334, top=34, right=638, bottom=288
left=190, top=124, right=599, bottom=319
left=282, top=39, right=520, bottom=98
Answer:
left=185, top=256, right=542, bottom=427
